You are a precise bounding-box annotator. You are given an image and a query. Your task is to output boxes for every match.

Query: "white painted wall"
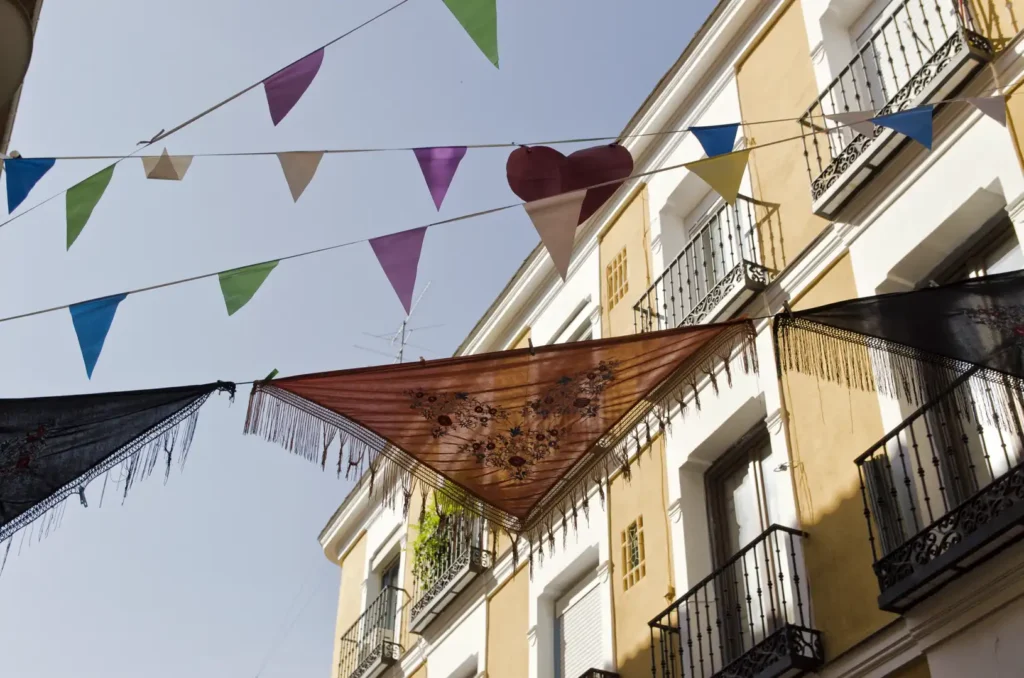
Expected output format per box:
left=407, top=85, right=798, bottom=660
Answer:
left=426, top=600, right=487, bottom=678
left=926, top=592, right=1024, bottom=678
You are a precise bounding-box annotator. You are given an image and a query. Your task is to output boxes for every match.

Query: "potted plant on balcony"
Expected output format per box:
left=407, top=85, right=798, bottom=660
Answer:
left=412, top=495, right=448, bottom=591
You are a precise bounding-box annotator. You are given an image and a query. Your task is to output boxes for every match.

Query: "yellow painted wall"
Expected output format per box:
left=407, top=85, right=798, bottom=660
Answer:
left=609, top=436, right=674, bottom=678
left=512, top=327, right=532, bottom=350
left=486, top=565, right=530, bottom=678
left=735, top=0, right=829, bottom=272
left=332, top=532, right=368, bottom=678
left=967, top=1, right=1021, bottom=49
left=401, top=485, right=428, bottom=651
left=409, top=662, right=428, bottom=678
left=887, top=657, right=931, bottom=678
left=782, top=254, right=895, bottom=658
left=600, top=186, right=652, bottom=338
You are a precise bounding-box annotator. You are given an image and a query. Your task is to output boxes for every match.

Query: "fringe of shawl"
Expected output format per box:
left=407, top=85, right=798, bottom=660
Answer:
left=774, top=315, right=1024, bottom=425
left=244, top=322, right=758, bottom=575
left=0, top=383, right=233, bottom=548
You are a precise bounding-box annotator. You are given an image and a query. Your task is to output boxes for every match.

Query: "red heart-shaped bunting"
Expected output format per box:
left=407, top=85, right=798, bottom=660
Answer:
left=506, top=144, right=634, bottom=225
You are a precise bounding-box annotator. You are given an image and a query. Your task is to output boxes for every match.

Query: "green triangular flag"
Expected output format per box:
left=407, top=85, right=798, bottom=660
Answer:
left=66, top=164, right=116, bottom=249
left=218, top=261, right=279, bottom=316
left=443, top=0, right=499, bottom=68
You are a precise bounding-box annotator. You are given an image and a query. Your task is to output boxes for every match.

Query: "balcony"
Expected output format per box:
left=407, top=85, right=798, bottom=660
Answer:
left=634, top=195, right=774, bottom=333
left=577, top=671, right=619, bottom=678
left=800, top=1, right=992, bottom=218
left=408, top=515, right=492, bottom=634
left=338, top=586, right=404, bottom=678
left=856, top=369, right=1024, bottom=613
left=649, top=526, right=822, bottom=678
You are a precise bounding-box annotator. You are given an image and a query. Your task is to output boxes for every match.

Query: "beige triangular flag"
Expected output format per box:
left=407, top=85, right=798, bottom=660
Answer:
left=277, top=151, right=325, bottom=202
left=967, top=96, right=1007, bottom=127
left=824, top=110, right=877, bottom=137
left=141, top=149, right=193, bottom=180
left=523, top=189, right=587, bottom=280
left=685, top=149, right=751, bottom=205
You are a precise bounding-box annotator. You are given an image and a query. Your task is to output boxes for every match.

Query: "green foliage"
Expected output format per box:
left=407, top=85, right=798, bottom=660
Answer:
left=412, top=495, right=448, bottom=588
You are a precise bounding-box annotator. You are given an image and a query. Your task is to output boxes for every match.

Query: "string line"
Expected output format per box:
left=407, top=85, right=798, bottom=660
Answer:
left=0, top=124, right=843, bottom=327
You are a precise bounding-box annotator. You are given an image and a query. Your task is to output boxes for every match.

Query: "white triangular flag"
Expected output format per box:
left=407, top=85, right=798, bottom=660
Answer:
left=824, top=110, right=877, bottom=138
left=276, top=151, right=325, bottom=202
left=523, top=190, right=587, bottom=280
left=142, top=149, right=193, bottom=180
left=966, top=96, right=1007, bottom=127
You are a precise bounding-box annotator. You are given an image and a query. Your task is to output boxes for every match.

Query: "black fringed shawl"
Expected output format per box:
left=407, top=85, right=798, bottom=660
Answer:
left=774, top=270, right=1024, bottom=401
left=0, top=382, right=234, bottom=544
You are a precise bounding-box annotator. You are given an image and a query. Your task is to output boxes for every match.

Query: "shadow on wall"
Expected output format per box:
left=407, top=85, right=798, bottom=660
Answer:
left=969, top=0, right=1020, bottom=50
left=754, top=199, right=786, bottom=273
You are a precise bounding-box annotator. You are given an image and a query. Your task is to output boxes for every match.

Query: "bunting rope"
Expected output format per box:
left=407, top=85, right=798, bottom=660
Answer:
left=0, top=124, right=860, bottom=329
left=0, top=0, right=415, bottom=230
left=5, top=87, right=1009, bottom=162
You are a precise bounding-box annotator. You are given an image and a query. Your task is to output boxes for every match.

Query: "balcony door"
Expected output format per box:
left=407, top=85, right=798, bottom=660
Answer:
left=706, top=428, right=780, bottom=663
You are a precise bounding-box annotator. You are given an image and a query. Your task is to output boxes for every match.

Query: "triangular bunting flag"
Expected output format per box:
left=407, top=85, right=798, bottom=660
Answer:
left=218, top=261, right=279, bottom=316
left=276, top=151, right=325, bottom=202
left=442, top=0, right=499, bottom=68
left=369, top=227, right=427, bottom=315
left=69, top=293, right=127, bottom=378
left=870, top=105, right=934, bottom=149
left=523, top=189, right=587, bottom=280
left=685, top=149, right=750, bottom=205
left=263, top=49, right=325, bottom=126
left=414, top=147, right=467, bottom=210
left=66, top=164, right=116, bottom=250
left=690, top=123, right=740, bottom=157
left=141, top=149, right=193, bottom=180
left=5, top=157, right=55, bottom=213
left=967, top=96, right=1007, bottom=127
left=824, top=110, right=877, bottom=138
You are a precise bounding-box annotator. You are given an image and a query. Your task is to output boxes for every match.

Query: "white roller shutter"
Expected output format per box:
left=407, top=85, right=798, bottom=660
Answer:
left=557, top=580, right=605, bottom=678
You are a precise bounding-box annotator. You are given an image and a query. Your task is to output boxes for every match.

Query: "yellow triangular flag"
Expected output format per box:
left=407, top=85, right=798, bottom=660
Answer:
left=685, top=149, right=751, bottom=205
left=277, top=151, right=325, bottom=202
left=142, top=149, right=193, bottom=180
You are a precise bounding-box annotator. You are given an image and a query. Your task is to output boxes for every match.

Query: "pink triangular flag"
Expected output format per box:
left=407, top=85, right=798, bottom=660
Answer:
left=967, top=96, right=1006, bottom=127
left=263, top=49, right=325, bottom=126
left=414, top=147, right=467, bottom=210
left=824, top=110, right=877, bottom=137
left=523, top=190, right=587, bottom=280
left=369, top=227, right=427, bottom=315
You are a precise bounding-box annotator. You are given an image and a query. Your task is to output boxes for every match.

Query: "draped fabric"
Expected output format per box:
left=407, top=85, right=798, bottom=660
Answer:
left=0, top=382, right=234, bottom=543
left=774, top=270, right=1024, bottom=401
left=246, top=320, right=756, bottom=537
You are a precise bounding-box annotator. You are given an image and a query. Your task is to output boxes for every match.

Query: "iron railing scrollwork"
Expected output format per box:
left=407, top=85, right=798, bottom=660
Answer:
left=856, top=368, right=1024, bottom=611
left=633, top=195, right=774, bottom=334
left=799, top=0, right=992, bottom=205
left=648, top=525, right=822, bottom=678
left=338, top=586, right=405, bottom=678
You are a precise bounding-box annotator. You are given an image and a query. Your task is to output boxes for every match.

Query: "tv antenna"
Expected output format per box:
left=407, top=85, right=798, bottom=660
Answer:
left=353, top=282, right=443, bottom=363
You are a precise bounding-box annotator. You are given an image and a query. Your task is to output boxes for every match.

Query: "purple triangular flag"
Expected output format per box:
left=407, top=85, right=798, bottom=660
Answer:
left=967, top=96, right=1006, bottom=127
left=413, top=147, right=467, bottom=210
left=370, top=227, right=427, bottom=315
left=263, top=49, right=325, bottom=126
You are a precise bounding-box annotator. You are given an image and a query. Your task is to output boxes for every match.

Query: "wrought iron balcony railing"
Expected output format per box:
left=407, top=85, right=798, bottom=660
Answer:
left=799, top=0, right=992, bottom=218
left=338, top=586, right=404, bottom=678
left=856, top=367, right=1024, bottom=612
left=633, top=195, right=773, bottom=334
left=408, top=515, right=492, bottom=634
left=577, top=671, right=619, bottom=678
left=649, top=526, right=822, bottom=678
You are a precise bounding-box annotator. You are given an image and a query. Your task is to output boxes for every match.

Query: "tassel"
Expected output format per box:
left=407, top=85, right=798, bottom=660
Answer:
left=0, top=538, right=10, bottom=577
left=560, top=507, right=568, bottom=548
left=78, top=486, right=87, bottom=508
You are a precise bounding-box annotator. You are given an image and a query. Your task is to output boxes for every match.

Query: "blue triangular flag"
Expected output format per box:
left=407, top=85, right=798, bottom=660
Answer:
left=5, top=157, right=56, bottom=213
left=870, top=105, right=934, bottom=149
left=69, top=293, right=127, bottom=378
left=690, top=123, right=740, bottom=157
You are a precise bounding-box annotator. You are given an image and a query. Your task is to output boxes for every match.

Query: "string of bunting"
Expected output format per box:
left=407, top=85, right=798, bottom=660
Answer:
left=0, top=94, right=1010, bottom=382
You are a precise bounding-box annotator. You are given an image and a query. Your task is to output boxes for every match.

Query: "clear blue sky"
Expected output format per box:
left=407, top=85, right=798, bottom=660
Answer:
left=0, top=1, right=715, bottom=676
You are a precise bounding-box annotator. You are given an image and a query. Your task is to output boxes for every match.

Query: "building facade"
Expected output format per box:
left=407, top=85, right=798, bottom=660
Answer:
left=319, top=2, right=1024, bottom=678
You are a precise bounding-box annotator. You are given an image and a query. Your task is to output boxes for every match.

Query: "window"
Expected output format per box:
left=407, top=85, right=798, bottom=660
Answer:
left=620, top=515, right=646, bottom=590
left=555, top=576, right=606, bottom=678
left=706, top=428, right=776, bottom=566
left=605, top=247, right=629, bottom=310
